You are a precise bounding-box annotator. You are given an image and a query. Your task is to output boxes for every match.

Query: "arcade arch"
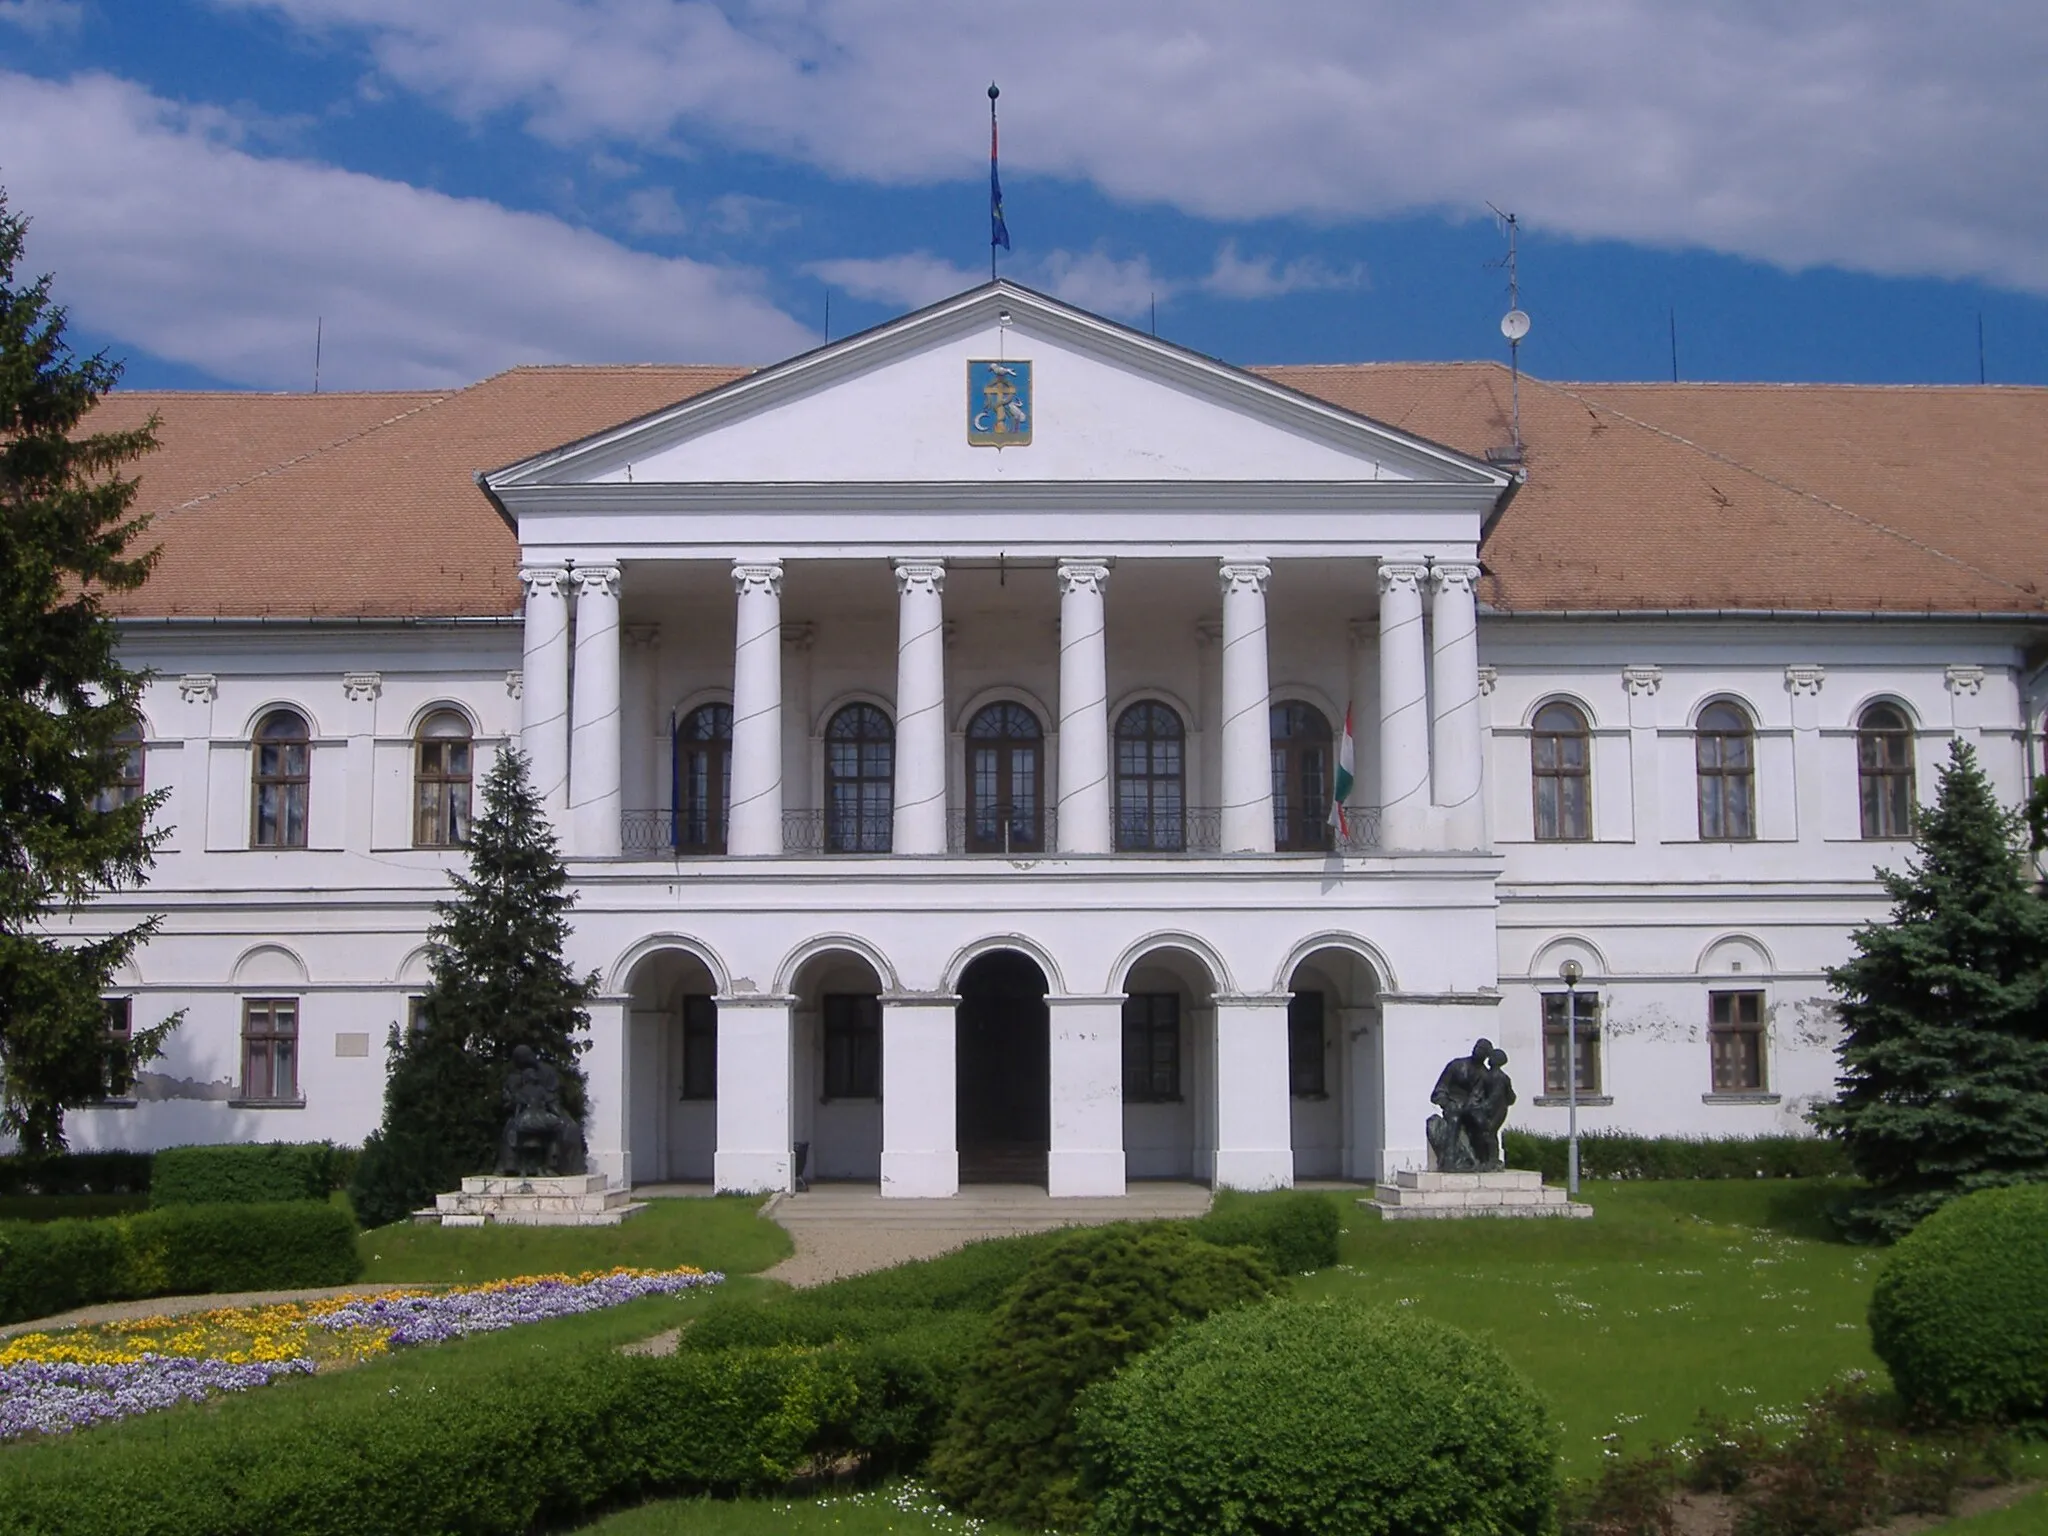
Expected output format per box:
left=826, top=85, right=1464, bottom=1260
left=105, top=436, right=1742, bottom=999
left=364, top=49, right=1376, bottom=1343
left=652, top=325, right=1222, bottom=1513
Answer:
left=1285, top=945, right=1383, bottom=1181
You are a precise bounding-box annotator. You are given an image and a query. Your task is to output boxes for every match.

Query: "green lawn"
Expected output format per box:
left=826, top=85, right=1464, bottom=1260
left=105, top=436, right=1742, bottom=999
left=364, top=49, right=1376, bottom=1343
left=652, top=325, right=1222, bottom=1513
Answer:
left=355, top=1194, right=793, bottom=1284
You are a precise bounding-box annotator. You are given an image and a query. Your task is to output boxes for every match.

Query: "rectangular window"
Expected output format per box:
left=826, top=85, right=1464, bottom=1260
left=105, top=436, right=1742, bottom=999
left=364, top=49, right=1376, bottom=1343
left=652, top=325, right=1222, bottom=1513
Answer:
left=1122, top=993, right=1181, bottom=1102
left=242, top=998, right=299, bottom=1101
left=1288, top=992, right=1327, bottom=1097
left=681, top=996, right=718, bottom=1101
left=100, top=997, right=134, bottom=1100
left=1541, top=992, right=1601, bottom=1096
left=822, top=993, right=881, bottom=1099
left=1709, top=991, right=1767, bottom=1092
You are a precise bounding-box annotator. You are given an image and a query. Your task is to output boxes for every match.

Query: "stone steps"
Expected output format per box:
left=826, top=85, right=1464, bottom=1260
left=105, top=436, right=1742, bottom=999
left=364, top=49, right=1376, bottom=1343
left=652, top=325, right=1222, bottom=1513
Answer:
left=1366, top=1168, right=1593, bottom=1221
left=418, top=1173, right=649, bottom=1227
left=766, top=1182, right=1213, bottom=1232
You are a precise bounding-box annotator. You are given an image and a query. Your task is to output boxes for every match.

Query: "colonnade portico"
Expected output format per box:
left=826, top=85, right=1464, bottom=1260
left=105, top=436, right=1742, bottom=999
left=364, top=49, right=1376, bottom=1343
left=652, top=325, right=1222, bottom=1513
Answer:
left=518, top=552, right=1488, bottom=857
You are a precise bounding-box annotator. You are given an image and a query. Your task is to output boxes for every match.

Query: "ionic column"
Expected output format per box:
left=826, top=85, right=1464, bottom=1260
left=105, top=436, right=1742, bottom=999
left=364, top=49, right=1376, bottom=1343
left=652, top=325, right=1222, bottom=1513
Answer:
left=1057, top=558, right=1112, bottom=853
left=519, top=565, right=571, bottom=822
left=1377, top=559, right=1430, bottom=849
left=1212, top=992, right=1293, bottom=1190
left=1429, top=560, right=1484, bottom=849
left=1218, top=559, right=1275, bottom=854
left=892, top=560, right=948, bottom=855
left=728, top=562, right=784, bottom=856
left=881, top=993, right=959, bottom=1197
left=1048, top=995, right=1125, bottom=1196
left=569, top=564, right=622, bottom=858
left=714, top=993, right=794, bottom=1193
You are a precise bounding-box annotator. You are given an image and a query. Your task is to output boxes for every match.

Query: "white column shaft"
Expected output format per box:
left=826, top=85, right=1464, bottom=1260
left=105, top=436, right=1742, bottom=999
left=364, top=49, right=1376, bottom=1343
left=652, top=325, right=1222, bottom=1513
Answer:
left=1378, top=559, right=1431, bottom=849
left=1048, top=997, right=1125, bottom=1195
left=582, top=994, right=631, bottom=1187
left=728, top=563, right=785, bottom=856
left=1219, top=560, right=1275, bottom=854
left=714, top=996, right=793, bottom=1193
left=1429, top=560, right=1484, bottom=848
left=892, top=561, right=948, bottom=855
left=881, top=996, right=958, bottom=1197
left=519, top=566, right=571, bottom=822
left=1057, top=559, right=1113, bottom=853
left=1212, top=995, right=1293, bottom=1190
left=569, top=565, right=623, bottom=858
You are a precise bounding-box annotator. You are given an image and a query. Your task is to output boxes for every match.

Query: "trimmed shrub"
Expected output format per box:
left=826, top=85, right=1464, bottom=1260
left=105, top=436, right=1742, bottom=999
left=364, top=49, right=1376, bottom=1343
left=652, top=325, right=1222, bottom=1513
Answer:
left=0, top=1149, right=152, bottom=1197
left=1192, top=1189, right=1341, bottom=1273
left=0, top=1201, right=360, bottom=1325
left=928, top=1223, right=1278, bottom=1531
left=1869, top=1182, right=2048, bottom=1424
left=1505, top=1129, right=1848, bottom=1182
left=149, top=1142, right=340, bottom=1207
left=1076, top=1298, right=1558, bottom=1536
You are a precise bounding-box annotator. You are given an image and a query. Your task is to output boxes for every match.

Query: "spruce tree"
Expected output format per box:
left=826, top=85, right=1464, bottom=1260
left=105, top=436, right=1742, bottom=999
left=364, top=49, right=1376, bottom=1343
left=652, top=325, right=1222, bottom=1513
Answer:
left=1815, top=741, right=2048, bottom=1240
left=350, top=748, right=596, bottom=1225
left=0, top=189, right=178, bottom=1151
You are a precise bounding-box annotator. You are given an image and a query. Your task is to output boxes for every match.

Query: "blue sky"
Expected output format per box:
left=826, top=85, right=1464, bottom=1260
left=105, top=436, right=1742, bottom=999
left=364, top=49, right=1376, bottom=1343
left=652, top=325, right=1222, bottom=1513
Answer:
left=3, top=0, right=2046, bottom=392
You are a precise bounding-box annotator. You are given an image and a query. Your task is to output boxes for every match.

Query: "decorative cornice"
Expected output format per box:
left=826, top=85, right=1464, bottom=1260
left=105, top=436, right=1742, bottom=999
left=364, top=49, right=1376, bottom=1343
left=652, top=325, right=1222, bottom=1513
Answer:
left=893, top=558, right=946, bottom=598
left=732, top=561, right=784, bottom=598
left=1218, top=559, right=1272, bottom=597
left=518, top=565, right=569, bottom=600
left=177, top=673, right=217, bottom=705
left=1377, top=559, right=1426, bottom=595
left=504, top=669, right=524, bottom=700
left=1946, top=664, right=1986, bottom=696
left=1477, top=665, right=1499, bottom=697
left=572, top=564, right=621, bottom=601
left=1783, top=664, right=1825, bottom=697
left=1056, top=558, right=1111, bottom=598
left=1622, top=664, right=1663, bottom=697
left=341, top=672, right=382, bottom=704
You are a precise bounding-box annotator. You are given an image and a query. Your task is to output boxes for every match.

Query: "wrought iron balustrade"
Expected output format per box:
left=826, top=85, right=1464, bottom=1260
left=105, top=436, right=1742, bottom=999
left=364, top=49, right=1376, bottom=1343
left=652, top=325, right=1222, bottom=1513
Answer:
left=947, top=803, right=1056, bottom=855
left=621, top=809, right=678, bottom=853
left=781, top=808, right=894, bottom=854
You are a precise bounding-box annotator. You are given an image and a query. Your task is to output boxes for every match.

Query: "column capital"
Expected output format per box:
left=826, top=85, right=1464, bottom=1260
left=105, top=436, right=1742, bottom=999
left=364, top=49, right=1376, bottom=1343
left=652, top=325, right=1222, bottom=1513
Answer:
left=623, top=623, right=660, bottom=650
left=1218, top=558, right=1271, bottom=596
left=519, top=565, right=569, bottom=599
left=1430, top=559, right=1481, bottom=595
left=1377, top=558, right=1427, bottom=595
left=572, top=563, right=621, bottom=600
left=732, top=560, right=784, bottom=598
left=893, top=558, right=946, bottom=597
left=1057, top=557, right=1111, bottom=596
left=177, top=672, right=218, bottom=705
left=1477, top=665, right=1499, bottom=696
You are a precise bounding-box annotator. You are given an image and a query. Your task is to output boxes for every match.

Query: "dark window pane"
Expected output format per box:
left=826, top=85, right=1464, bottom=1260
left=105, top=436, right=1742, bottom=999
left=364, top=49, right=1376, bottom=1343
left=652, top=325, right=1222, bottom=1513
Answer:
left=681, top=996, right=718, bottom=1100
left=823, top=993, right=882, bottom=1098
left=1121, top=993, right=1180, bottom=1101
left=1288, top=992, right=1326, bottom=1097
left=1540, top=992, right=1601, bottom=1095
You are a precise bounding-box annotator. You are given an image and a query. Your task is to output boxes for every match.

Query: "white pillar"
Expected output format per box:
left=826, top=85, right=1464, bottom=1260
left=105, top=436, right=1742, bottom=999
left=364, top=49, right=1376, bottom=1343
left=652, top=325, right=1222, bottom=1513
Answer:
left=1218, top=560, right=1275, bottom=854
left=714, top=994, right=794, bottom=1193
left=583, top=993, right=631, bottom=1187
left=728, top=562, right=784, bottom=856
left=1212, top=993, right=1293, bottom=1189
left=1048, top=995, right=1126, bottom=1195
left=519, top=565, right=571, bottom=822
left=1056, top=559, right=1113, bottom=853
left=569, top=564, right=622, bottom=858
left=1429, top=560, right=1484, bottom=849
left=339, top=671, right=379, bottom=853
left=881, top=993, right=958, bottom=1197
left=1378, top=559, right=1431, bottom=849
left=892, top=560, right=948, bottom=855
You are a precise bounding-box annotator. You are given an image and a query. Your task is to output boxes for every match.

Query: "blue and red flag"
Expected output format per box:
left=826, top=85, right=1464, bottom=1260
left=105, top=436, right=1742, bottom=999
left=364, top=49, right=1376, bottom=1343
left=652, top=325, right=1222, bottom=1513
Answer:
left=989, top=84, right=1010, bottom=256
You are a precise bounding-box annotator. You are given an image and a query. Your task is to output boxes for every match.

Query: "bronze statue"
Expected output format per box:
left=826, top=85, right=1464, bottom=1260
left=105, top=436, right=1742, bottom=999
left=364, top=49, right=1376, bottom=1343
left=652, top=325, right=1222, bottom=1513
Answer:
left=496, top=1044, right=585, bottom=1176
left=1426, top=1038, right=1515, bottom=1172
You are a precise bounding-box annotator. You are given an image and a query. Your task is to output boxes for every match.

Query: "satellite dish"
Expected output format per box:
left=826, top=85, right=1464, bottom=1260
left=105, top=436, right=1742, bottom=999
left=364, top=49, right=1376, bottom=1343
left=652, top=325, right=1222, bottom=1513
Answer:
left=1501, top=309, right=1531, bottom=342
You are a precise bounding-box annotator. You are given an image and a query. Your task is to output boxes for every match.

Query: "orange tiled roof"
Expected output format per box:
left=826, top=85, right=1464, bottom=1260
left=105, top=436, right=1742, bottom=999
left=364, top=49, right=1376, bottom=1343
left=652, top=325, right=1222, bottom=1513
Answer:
left=90, top=362, right=2048, bottom=620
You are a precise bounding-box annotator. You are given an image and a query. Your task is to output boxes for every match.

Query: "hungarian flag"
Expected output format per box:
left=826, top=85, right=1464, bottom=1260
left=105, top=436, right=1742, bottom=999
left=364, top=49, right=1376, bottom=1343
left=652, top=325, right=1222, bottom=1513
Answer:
left=1329, top=704, right=1356, bottom=837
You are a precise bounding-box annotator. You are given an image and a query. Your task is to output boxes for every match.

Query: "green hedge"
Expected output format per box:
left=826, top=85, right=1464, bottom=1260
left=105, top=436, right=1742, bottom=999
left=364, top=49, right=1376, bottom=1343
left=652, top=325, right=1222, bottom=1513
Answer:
left=1870, top=1183, right=2048, bottom=1424
left=1192, top=1189, right=1342, bottom=1273
left=149, top=1142, right=344, bottom=1208
left=1505, top=1129, right=1849, bottom=1181
left=0, top=1150, right=152, bottom=1197
left=0, top=1201, right=360, bottom=1325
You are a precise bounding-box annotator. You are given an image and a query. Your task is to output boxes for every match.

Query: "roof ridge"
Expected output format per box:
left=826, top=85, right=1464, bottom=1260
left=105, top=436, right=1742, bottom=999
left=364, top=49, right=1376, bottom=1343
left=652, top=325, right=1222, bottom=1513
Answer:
left=158, top=392, right=459, bottom=517
left=1538, top=380, right=2043, bottom=608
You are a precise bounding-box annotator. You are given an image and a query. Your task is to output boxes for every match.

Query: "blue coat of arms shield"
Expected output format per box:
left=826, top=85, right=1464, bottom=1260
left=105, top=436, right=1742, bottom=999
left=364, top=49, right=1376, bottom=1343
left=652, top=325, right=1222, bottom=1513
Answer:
left=968, top=359, right=1031, bottom=446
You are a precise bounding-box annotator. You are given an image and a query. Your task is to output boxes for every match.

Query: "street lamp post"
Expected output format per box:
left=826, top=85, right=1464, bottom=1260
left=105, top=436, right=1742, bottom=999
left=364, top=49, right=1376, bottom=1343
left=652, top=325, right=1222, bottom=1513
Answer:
left=1559, top=958, right=1583, bottom=1195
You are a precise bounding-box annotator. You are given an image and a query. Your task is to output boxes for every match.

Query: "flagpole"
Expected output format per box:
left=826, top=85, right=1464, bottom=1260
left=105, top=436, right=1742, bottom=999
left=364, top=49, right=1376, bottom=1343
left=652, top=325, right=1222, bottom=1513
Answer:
left=988, top=82, right=1000, bottom=281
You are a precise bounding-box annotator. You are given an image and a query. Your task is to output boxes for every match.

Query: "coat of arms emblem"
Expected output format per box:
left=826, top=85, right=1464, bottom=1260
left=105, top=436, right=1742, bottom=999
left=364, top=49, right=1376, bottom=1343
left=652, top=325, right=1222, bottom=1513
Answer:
left=968, top=359, right=1031, bottom=446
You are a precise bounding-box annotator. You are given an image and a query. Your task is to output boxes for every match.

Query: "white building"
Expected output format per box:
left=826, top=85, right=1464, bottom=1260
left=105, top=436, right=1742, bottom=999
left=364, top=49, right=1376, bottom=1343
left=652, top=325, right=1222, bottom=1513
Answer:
left=55, top=283, right=2048, bottom=1197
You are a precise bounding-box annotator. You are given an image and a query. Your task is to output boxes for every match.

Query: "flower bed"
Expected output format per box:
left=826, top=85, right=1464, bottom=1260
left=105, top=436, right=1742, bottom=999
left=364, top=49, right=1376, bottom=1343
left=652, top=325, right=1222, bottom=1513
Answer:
left=0, top=1266, right=720, bottom=1442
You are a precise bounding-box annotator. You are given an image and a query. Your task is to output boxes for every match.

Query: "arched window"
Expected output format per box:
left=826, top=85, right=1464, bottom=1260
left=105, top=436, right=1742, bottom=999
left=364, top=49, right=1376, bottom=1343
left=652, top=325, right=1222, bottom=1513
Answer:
left=251, top=708, right=310, bottom=848
left=1531, top=701, right=1591, bottom=841
left=93, top=721, right=145, bottom=813
left=967, top=702, right=1044, bottom=853
left=1270, top=701, right=1333, bottom=852
left=674, top=703, right=733, bottom=854
left=1115, top=701, right=1185, bottom=851
left=826, top=703, right=893, bottom=853
left=1696, top=701, right=1756, bottom=841
left=413, top=710, right=473, bottom=847
left=1857, top=703, right=1914, bottom=840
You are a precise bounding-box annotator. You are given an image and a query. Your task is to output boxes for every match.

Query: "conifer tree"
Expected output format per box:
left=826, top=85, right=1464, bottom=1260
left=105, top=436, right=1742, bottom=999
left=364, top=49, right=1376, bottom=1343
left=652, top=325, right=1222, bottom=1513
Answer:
left=0, top=189, right=178, bottom=1150
left=350, top=747, right=595, bottom=1225
left=1816, top=741, right=2048, bottom=1240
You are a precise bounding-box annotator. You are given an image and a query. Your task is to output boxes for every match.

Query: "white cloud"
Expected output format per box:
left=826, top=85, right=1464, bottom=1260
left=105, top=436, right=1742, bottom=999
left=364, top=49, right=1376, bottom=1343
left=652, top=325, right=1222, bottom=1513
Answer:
left=220, top=0, right=2048, bottom=295
left=0, top=0, right=83, bottom=37
left=1200, top=241, right=1364, bottom=301
left=805, top=251, right=980, bottom=309
left=0, top=71, right=814, bottom=389
left=1035, top=248, right=1163, bottom=320
left=620, top=185, right=689, bottom=236
left=706, top=193, right=800, bottom=239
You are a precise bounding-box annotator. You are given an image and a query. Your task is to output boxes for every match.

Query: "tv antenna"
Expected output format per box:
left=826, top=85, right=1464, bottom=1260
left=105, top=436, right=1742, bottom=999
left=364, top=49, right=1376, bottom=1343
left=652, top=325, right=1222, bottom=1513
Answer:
left=1487, top=204, right=1530, bottom=455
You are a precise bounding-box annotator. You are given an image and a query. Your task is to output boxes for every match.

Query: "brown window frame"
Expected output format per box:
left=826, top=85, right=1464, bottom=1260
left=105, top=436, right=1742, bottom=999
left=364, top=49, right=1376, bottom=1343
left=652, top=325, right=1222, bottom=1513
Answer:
left=413, top=710, right=474, bottom=848
left=1114, top=700, right=1186, bottom=851
left=1857, top=703, right=1914, bottom=841
left=241, top=997, right=300, bottom=1102
left=1695, top=701, right=1757, bottom=841
left=1270, top=701, right=1334, bottom=852
left=967, top=702, right=1045, bottom=853
left=1709, top=990, right=1767, bottom=1093
left=1541, top=991, right=1602, bottom=1096
left=821, top=993, right=882, bottom=1099
left=1531, top=701, right=1592, bottom=841
left=1122, top=992, right=1181, bottom=1102
left=251, top=709, right=311, bottom=848
left=675, top=703, right=733, bottom=854
left=681, top=995, right=718, bottom=1101
left=826, top=704, right=894, bottom=853
left=1288, top=991, right=1327, bottom=1098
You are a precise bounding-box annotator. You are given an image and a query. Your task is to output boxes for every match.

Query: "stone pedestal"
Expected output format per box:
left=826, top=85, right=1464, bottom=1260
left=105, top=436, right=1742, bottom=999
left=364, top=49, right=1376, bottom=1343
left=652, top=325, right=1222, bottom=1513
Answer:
left=1366, top=1169, right=1592, bottom=1221
left=420, top=1173, right=647, bottom=1227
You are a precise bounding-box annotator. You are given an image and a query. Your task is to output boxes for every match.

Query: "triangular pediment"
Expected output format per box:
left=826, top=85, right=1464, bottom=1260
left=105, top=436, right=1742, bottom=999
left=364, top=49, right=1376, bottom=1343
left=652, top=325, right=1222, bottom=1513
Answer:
left=488, top=283, right=1506, bottom=493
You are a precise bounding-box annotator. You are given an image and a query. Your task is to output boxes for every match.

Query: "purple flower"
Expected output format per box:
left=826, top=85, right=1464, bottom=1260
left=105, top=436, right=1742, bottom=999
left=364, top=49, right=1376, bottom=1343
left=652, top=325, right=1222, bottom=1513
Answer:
left=0, top=1355, right=315, bottom=1441
left=315, top=1268, right=724, bottom=1347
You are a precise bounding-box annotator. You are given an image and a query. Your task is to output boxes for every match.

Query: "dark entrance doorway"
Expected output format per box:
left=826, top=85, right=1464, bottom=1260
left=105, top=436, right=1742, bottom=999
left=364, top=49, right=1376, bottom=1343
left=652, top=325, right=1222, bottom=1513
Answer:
left=956, top=951, right=1050, bottom=1184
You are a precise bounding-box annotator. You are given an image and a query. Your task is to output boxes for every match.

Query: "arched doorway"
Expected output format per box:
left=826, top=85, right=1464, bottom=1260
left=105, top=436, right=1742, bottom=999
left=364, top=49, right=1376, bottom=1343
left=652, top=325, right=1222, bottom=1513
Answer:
left=624, top=946, right=721, bottom=1184
left=1285, top=947, right=1382, bottom=1180
left=791, top=948, right=887, bottom=1181
left=1120, top=946, right=1219, bottom=1182
left=956, top=950, right=1050, bottom=1183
